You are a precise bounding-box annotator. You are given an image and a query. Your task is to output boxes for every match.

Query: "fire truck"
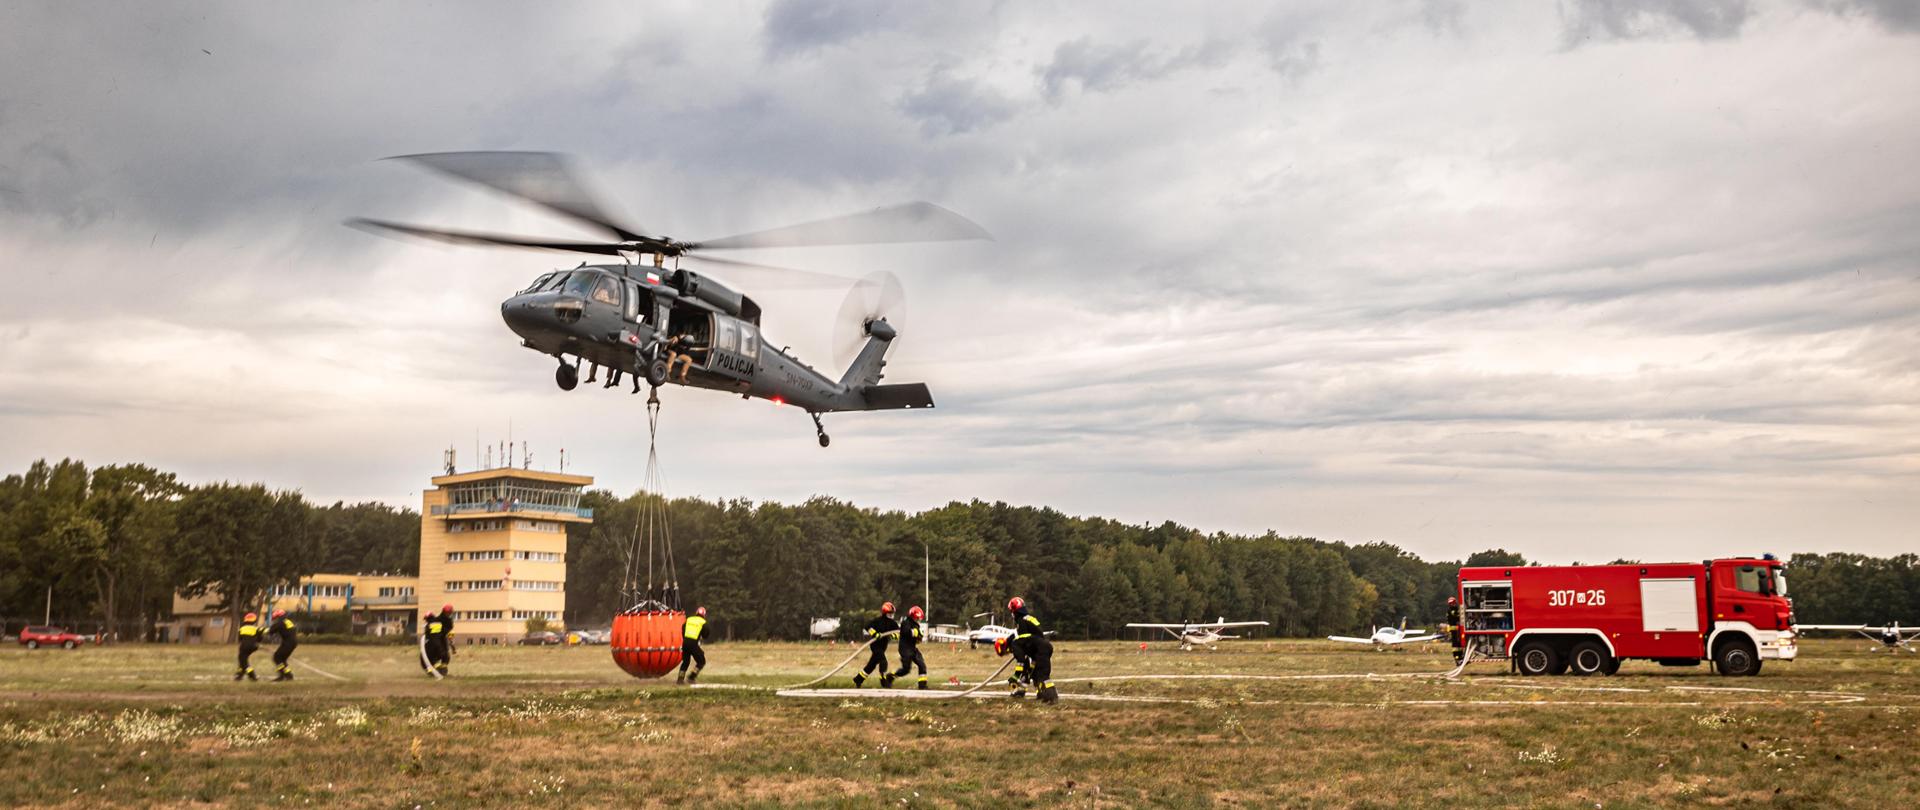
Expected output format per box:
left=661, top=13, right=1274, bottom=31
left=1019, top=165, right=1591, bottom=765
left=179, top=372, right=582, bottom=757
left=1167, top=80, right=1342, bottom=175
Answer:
left=1452, top=555, right=1795, bottom=677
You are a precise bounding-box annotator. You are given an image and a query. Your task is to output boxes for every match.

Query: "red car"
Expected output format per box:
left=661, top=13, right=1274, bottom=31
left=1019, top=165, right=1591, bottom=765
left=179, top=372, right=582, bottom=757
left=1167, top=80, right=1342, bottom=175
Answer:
left=18, top=626, right=88, bottom=649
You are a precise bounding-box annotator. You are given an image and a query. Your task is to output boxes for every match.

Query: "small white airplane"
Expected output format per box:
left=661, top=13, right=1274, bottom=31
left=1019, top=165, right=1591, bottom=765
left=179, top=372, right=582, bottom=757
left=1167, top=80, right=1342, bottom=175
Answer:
left=1796, top=622, right=1919, bottom=653
left=926, top=612, right=1043, bottom=648
left=1126, top=618, right=1270, bottom=650
left=1328, top=618, right=1439, bottom=649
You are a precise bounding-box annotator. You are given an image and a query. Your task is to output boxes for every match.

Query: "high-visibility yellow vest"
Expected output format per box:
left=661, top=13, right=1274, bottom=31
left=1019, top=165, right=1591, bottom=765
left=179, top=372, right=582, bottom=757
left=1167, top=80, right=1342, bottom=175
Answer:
left=238, top=625, right=258, bottom=638
left=427, top=621, right=443, bottom=634
left=684, top=615, right=707, bottom=640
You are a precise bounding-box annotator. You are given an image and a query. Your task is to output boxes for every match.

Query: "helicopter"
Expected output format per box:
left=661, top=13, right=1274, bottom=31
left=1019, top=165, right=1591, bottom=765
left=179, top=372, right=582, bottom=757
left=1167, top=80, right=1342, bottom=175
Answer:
left=349, top=152, right=989, bottom=446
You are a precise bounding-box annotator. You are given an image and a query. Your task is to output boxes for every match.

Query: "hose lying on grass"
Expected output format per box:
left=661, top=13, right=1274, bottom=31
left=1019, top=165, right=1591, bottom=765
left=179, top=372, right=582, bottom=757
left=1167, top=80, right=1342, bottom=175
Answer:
left=781, top=631, right=898, bottom=690
left=293, top=658, right=349, bottom=682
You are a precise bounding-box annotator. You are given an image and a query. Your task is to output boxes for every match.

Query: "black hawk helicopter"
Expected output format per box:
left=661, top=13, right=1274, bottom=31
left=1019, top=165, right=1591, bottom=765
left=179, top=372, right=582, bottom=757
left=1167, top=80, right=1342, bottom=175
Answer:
left=350, top=152, right=989, bottom=446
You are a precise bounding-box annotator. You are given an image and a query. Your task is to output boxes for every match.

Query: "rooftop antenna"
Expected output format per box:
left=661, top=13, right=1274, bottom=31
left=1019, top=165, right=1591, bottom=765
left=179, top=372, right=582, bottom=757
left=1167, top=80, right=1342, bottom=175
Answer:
left=559, top=448, right=567, bottom=473
left=522, top=441, right=530, bottom=470
left=443, top=446, right=456, bottom=476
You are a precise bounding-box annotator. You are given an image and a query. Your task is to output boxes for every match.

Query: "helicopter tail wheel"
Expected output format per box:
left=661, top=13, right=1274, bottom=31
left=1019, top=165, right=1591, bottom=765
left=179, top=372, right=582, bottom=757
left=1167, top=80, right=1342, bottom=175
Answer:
left=647, top=357, right=670, bottom=388
left=811, top=413, right=831, bottom=448
left=556, top=360, right=579, bottom=391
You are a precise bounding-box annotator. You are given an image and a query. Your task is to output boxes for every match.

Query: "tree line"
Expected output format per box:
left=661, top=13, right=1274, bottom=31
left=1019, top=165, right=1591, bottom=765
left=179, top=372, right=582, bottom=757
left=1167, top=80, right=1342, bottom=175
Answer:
left=3, top=458, right=1915, bottom=639
left=0, top=459, right=416, bottom=636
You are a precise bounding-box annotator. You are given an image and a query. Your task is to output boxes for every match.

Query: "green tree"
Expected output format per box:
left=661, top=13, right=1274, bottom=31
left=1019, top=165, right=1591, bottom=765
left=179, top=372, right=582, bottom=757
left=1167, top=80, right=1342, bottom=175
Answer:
left=171, top=484, right=314, bottom=629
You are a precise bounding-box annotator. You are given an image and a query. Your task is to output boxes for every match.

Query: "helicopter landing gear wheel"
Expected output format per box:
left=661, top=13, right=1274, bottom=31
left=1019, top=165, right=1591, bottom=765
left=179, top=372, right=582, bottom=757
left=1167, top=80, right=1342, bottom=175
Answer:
left=556, top=360, right=579, bottom=391
left=811, top=413, right=830, bottom=448
left=646, top=357, right=670, bottom=388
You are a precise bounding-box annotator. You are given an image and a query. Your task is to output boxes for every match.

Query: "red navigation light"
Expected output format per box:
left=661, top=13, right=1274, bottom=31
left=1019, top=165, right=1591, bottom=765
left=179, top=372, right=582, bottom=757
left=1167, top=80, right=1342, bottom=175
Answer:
left=771, top=396, right=784, bottom=406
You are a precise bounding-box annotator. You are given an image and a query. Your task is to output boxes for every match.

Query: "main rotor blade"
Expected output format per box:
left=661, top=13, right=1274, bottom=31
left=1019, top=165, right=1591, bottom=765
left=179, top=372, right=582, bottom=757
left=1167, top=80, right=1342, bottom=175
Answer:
left=387, top=151, right=649, bottom=243
left=688, top=201, right=991, bottom=252
left=682, top=254, right=863, bottom=289
left=348, top=218, right=627, bottom=256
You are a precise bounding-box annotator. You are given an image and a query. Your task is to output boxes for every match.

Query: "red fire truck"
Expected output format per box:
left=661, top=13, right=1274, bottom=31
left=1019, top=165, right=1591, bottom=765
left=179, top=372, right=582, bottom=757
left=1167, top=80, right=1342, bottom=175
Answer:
left=1452, top=555, right=1795, bottom=677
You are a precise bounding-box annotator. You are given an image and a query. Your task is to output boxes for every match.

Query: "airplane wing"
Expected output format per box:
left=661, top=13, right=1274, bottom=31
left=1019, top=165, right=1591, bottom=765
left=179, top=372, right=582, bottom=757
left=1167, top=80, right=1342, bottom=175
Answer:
left=924, top=629, right=968, bottom=644
left=1326, top=635, right=1375, bottom=644
left=1386, top=633, right=1440, bottom=644
left=1125, top=623, right=1188, bottom=629
left=1194, top=621, right=1270, bottom=630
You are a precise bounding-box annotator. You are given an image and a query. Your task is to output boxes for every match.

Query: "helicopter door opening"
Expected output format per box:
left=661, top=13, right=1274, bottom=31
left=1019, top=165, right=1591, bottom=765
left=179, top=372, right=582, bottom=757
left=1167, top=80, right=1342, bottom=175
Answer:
left=665, top=305, right=714, bottom=373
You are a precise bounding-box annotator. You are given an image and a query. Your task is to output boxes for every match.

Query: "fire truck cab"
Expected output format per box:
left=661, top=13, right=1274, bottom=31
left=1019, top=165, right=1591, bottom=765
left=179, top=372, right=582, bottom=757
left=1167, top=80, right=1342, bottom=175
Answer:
left=1453, top=555, right=1795, bottom=677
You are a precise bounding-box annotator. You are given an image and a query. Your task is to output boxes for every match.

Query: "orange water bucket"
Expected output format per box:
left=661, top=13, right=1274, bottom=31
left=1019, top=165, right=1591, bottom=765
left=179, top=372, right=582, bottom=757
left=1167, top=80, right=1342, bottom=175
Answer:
left=611, top=609, right=685, bottom=678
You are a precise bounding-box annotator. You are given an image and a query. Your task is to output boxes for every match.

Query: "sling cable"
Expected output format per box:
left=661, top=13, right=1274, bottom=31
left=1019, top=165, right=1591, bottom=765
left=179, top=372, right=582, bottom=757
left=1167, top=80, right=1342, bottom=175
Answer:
left=610, top=391, right=685, bottom=678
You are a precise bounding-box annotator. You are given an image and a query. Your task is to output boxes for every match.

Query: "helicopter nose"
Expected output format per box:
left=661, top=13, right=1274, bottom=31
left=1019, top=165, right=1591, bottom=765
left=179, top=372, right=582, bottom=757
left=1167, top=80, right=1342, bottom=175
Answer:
left=501, top=296, right=543, bottom=337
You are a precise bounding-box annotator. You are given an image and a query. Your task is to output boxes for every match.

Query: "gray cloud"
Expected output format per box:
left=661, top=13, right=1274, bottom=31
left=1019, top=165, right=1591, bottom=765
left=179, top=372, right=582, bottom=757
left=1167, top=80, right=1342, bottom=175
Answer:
left=1037, top=37, right=1238, bottom=103
left=897, top=68, right=1022, bottom=136
left=2, top=1, right=1917, bottom=562
left=1559, top=0, right=1754, bottom=46
left=1807, top=0, right=1920, bottom=33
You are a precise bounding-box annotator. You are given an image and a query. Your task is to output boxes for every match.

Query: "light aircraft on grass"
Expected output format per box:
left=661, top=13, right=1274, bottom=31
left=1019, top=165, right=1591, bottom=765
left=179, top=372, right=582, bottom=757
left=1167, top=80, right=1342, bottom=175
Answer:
left=1795, top=622, right=1918, bottom=653
left=1328, top=618, right=1439, bottom=649
left=1125, top=618, right=1270, bottom=651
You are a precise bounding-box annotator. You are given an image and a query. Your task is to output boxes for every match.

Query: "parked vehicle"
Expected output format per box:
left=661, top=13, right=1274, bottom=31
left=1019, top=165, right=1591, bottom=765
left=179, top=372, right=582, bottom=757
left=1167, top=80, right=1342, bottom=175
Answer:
left=1454, top=554, right=1795, bottom=677
left=517, top=631, right=564, bottom=646
left=18, top=626, right=89, bottom=650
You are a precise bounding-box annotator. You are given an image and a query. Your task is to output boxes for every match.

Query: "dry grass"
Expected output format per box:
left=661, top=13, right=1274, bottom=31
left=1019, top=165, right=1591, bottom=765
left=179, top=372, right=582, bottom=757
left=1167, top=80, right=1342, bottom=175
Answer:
left=1, top=638, right=1915, bottom=807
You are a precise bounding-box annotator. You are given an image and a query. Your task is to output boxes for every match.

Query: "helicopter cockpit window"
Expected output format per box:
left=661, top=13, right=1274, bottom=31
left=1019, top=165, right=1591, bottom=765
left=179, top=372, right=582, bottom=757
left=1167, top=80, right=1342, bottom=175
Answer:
left=563, top=273, right=595, bottom=298
left=738, top=323, right=758, bottom=358
left=539, top=272, right=570, bottom=292
left=715, top=319, right=736, bottom=353
left=520, top=272, right=557, bottom=294
left=621, top=281, right=641, bottom=322
left=591, top=276, right=621, bottom=306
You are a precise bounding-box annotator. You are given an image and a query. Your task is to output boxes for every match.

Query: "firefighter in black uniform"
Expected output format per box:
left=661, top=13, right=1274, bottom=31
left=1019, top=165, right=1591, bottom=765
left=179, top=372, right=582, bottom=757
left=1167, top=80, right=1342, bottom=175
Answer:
left=422, top=604, right=454, bottom=676
left=677, top=606, right=709, bottom=685
left=266, top=608, right=299, bottom=682
left=1003, top=596, right=1056, bottom=704
left=851, top=601, right=898, bottom=688
left=891, top=605, right=930, bottom=689
left=234, top=611, right=262, bottom=681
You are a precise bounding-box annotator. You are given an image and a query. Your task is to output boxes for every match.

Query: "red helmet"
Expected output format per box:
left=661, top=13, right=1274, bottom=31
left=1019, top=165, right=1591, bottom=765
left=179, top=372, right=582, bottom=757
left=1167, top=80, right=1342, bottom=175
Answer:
left=695, top=606, right=708, bottom=617
left=993, top=636, right=1010, bottom=656
left=442, top=604, right=454, bottom=614
left=271, top=609, right=286, bottom=619
left=908, top=606, right=924, bottom=620
left=880, top=601, right=894, bottom=615
left=243, top=612, right=258, bottom=622
left=1007, top=596, right=1024, bottom=612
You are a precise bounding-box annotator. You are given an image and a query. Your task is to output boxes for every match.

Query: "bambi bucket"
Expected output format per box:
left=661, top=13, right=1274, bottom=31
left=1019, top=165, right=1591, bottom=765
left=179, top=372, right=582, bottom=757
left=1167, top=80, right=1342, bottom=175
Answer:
left=611, top=609, right=685, bottom=678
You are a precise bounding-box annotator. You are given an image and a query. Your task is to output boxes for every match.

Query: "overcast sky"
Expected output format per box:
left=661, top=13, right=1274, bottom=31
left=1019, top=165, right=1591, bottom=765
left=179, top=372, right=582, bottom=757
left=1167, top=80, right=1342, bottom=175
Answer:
left=2, top=1, right=1916, bottom=563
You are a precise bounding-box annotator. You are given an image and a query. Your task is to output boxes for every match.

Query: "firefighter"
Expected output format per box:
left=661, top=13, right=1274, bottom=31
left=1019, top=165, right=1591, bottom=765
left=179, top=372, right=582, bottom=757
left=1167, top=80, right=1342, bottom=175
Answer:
left=1004, top=596, right=1056, bottom=704
left=234, top=611, right=262, bottom=681
left=891, top=605, right=929, bottom=689
left=677, top=606, right=709, bottom=685
left=266, top=608, right=299, bottom=682
left=851, top=601, right=898, bottom=688
left=422, top=605, right=454, bottom=676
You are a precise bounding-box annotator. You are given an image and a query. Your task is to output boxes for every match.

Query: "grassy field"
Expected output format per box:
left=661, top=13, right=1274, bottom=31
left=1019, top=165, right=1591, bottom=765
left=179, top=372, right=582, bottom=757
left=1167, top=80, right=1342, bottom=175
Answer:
left=2, top=637, right=1916, bottom=808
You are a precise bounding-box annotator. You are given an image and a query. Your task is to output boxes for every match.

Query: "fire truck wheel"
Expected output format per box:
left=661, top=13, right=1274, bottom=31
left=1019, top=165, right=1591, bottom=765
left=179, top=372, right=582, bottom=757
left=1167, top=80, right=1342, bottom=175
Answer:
left=1713, top=640, right=1760, bottom=677
left=1568, top=641, right=1611, bottom=677
left=1514, top=641, right=1560, bottom=676
left=1600, top=656, right=1622, bottom=676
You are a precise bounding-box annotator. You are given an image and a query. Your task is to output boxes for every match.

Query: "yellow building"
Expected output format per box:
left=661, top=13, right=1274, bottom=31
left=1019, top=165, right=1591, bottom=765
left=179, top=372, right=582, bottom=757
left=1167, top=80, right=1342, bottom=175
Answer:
left=164, top=572, right=419, bottom=643
left=419, top=467, right=593, bottom=644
